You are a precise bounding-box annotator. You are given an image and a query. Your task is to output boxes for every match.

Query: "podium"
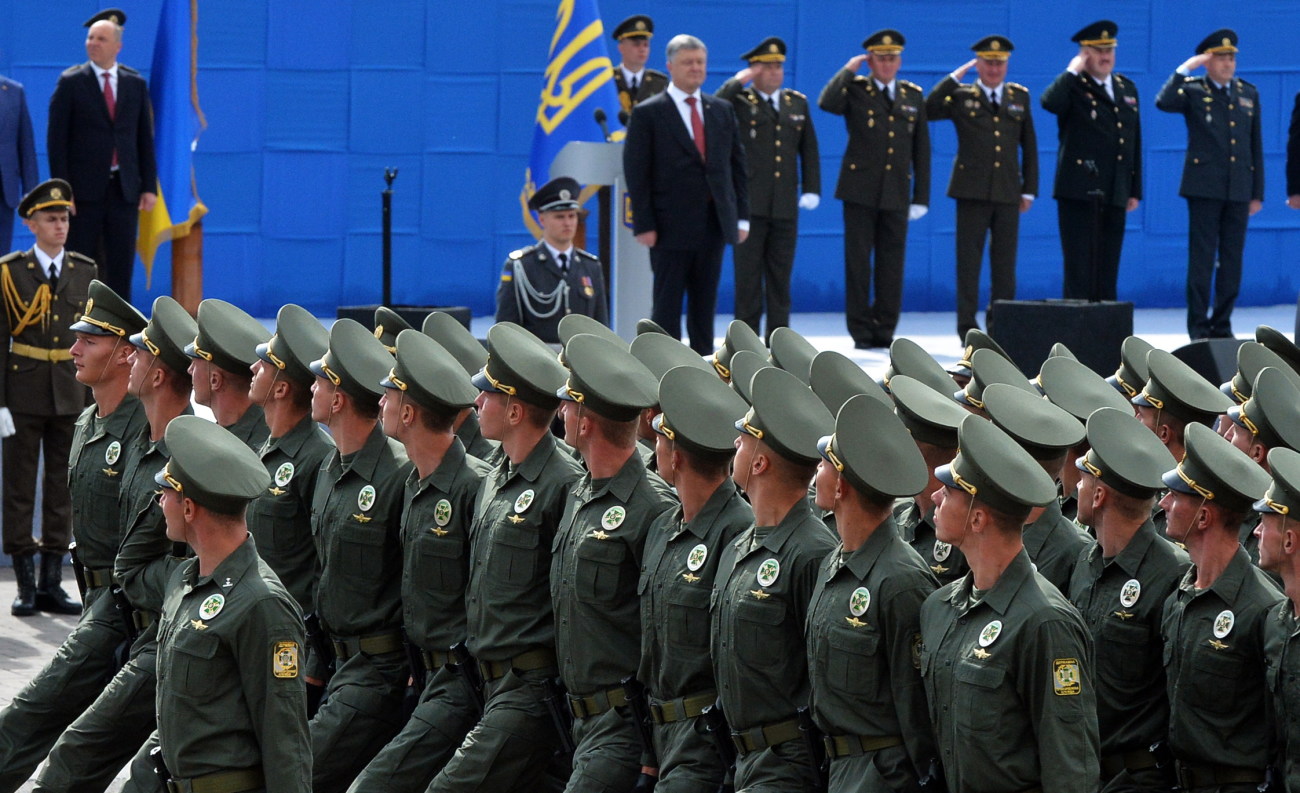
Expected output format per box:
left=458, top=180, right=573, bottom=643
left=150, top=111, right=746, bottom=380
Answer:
left=551, top=141, right=651, bottom=339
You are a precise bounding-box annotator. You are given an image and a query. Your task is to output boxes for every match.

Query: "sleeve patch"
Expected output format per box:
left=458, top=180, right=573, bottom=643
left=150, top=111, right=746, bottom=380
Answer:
left=273, top=641, right=300, bottom=679
left=1053, top=658, right=1081, bottom=696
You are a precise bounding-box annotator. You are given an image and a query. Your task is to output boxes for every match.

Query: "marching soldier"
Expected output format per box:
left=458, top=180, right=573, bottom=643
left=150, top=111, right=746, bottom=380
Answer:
left=421, top=311, right=499, bottom=461
left=184, top=298, right=270, bottom=449
left=1133, top=350, right=1233, bottom=468
left=1257, top=448, right=1300, bottom=791
left=610, top=15, right=667, bottom=115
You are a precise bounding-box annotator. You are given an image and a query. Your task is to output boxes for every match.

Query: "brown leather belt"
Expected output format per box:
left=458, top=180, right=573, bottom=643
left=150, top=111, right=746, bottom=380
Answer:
left=822, top=733, right=902, bottom=759
left=11, top=343, right=72, bottom=362
left=730, top=717, right=802, bottom=755
left=568, top=685, right=628, bottom=719
left=1100, top=749, right=1158, bottom=778
left=1174, top=761, right=1262, bottom=790
left=165, top=768, right=263, bottom=793
left=420, top=648, right=451, bottom=671
left=478, top=648, right=557, bottom=682
left=331, top=631, right=403, bottom=660
left=649, top=691, right=715, bottom=724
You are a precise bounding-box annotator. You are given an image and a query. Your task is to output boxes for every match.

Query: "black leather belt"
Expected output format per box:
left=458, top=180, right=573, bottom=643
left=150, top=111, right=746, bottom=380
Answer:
left=1174, top=761, right=1262, bottom=790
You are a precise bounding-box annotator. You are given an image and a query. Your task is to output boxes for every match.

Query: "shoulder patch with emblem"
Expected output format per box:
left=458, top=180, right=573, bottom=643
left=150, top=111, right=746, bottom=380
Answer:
left=1053, top=658, right=1081, bottom=695
left=273, top=641, right=300, bottom=679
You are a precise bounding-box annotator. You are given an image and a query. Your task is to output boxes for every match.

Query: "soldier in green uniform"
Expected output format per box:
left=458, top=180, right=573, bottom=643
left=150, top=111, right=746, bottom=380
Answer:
left=819, top=29, right=929, bottom=349
left=1134, top=349, right=1233, bottom=464
left=304, top=318, right=413, bottom=793
left=881, top=338, right=959, bottom=398
left=920, top=414, right=1099, bottom=793
left=1256, top=448, right=1300, bottom=792
left=1223, top=367, right=1300, bottom=566
left=927, top=36, right=1038, bottom=341
left=428, top=323, right=584, bottom=793
left=944, top=328, right=1014, bottom=389
left=185, top=298, right=270, bottom=450
left=372, top=305, right=411, bottom=354
left=610, top=15, right=668, bottom=116
left=1159, top=423, right=1281, bottom=791
left=0, top=280, right=146, bottom=789
left=713, top=367, right=836, bottom=791
left=349, top=330, right=487, bottom=793
left=629, top=328, right=714, bottom=473
left=808, top=395, right=939, bottom=793
left=151, top=415, right=309, bottom=793
left=715, top=36, right=820, bottom=341
left=952, top=347, right=1036, bottom=416
left=1068, top=408, right=1190, bottom=792
left=1155, top=30, right=1263, bottom=340
left=421, top=310, right=498, bottom=461
left=711, top=319, right=766, bottom=384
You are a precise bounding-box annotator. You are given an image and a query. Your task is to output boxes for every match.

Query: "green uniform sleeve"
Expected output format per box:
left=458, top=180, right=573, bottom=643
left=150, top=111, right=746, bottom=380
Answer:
left=881, top=574, right=938, bottom=778
left=237, top=594, right=311, bottom=793
left=1018, top=616, right=1101, bottom=793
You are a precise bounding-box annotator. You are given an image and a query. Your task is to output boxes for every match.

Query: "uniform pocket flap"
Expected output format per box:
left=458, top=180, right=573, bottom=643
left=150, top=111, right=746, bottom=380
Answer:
left=955, top=660, right=1005, bottom=689
left=173, top=629, right=220, bottom=659
left=828, top=628, right=881, bottom=656
left=577, top=538, right=626, bottom=564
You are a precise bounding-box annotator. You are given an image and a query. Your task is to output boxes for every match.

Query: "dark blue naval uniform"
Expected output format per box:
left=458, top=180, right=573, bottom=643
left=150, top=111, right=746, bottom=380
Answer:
left=494, top=244, right=608, bottom=344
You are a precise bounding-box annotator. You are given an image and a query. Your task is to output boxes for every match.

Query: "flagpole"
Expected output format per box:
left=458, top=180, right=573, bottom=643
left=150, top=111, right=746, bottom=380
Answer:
left=172, top=219, right=203, bottom=315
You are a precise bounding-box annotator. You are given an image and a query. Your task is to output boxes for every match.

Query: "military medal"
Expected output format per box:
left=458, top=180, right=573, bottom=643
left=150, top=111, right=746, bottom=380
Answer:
left=601, top=506, right=626, bottom=530
left=933, top=541, right=952, bottom=562
left=849, top=587, right=870, bottom=617
left=1213, top=609, right=1235, bottom=639
left=434, top=499, right=452, bottom=527
left=357, top=485, right=376, bottom=512
left=687, top=543, right=708, bottom=572
left=1119, top=579, right=1141, bottom=608
left=198, top=593, right=225, bottom=619
left=514, top=489, right=535, bottom=514
left=756, top=558, right=780, bottom=587
left=105, top=441, right=121, bottom=465
left=275, top=462, right=295, bottom=487
left=978, top=619, right=1002, bottom=647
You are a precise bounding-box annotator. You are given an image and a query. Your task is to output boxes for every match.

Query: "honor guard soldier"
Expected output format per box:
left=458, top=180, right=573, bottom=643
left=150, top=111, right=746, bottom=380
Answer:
left=611, top=15, right=668, bottom=115
left=0, top=280, right=145, bottom=789
left=152, top=415, right=310, bottom=793
left=1041, top=21, right=1142, bottom=302
left=421, top=311, right=499, bottom=461
left=1068, top=408, right=1190, bottom=792
left=1155, top=30, right=1263, bottom=340
left=1, top=179, right=96, bottom=616
left=819, top=30, right=930, bottom=349
left=715, top=36, right=821, bottom=341
left=185, top=298, right=270, bottom=449
left=713, top=367, right=837, bottom=791
left=1257, top=448, right=1300, bottom=792
left=927, top=36, right=1038, bottom=341
left=497, top=177, right=609, bottom=345
left=808, top=395, right=940, bottom=793
left=1159, top=423, right=1281, bottom=792
left=920, top=415, right=1100, bottom=793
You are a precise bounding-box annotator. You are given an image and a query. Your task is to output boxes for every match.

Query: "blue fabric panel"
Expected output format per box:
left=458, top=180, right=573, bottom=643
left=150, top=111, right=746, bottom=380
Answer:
left=347, top=155, right=423, bottom=233
left=267, top=0, right=350, bottom=70
left=351, top=70, right=424, bottom=154
left=352, top=0, right=427, bottom=67
left=196, top=152, right=264, bottom=232
left=264, top=71, right=350, bottom=151
left=262, top=152, right=347, bottom=236
left=198, top=68, right=266, bottom=153
left=198, top=0, right=268, bottom=68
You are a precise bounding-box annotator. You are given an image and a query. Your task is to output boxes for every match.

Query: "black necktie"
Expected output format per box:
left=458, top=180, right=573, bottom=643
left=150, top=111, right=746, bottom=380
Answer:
left=47, top=262, right=57, bottom=290
left=629, top=76, right=638, bottom=94
left=769, top=96, right=778, bottom=113
left=558, top=252, right=568, bottom=272
left=989, top=90, right=999, bottom=114
left=1216, top=84, right=1229, bottom=101
left=883, top=85, right=893, bottom=108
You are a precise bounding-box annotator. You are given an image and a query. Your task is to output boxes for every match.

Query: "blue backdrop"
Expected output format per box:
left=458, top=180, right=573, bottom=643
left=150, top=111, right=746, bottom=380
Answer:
left=2, top=0, right=1299, bottom=318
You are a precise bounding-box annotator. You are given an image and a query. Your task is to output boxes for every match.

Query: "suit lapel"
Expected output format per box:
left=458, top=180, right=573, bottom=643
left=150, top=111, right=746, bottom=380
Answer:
left=663, top=93, right=702, bottom=162
left=79, top=64, right=114, bottom=124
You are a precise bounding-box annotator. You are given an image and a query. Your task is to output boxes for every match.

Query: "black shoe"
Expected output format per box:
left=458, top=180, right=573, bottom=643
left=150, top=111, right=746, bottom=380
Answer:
left=11, top=554, right=36, bottom=617
left=35, top=553, right=82, bottom=615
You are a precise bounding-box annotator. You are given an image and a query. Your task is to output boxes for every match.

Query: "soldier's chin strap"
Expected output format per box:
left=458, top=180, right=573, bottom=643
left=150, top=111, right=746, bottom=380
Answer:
left=92, top=335, right=123, bottom=391
left=259, top=368, right=279, bottom=414
left=1169, top=495, right=1209, bottom=545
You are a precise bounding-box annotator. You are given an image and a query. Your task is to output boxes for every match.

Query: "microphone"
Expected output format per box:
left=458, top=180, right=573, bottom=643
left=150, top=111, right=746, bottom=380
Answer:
left=594, top=108, right=612, bottom=142
left=618, top=110, right=631, bottom=126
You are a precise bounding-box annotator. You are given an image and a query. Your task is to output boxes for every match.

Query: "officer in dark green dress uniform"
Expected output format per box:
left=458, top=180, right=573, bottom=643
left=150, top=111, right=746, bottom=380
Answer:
left=927, top=36, right=1038, bottom=340
left=808, top=395, right=939, bottom=793
left=640, top=365, right=751, bottom=791
left=1155, top=30, right=1263, bottom=340
left=1068, top=408, right=1190, bottom=792
left=152, top=415, right=309, bottom=793
left=184, top=298, right=269, bottom=450
left=1159, top=423, right=1281, bottom=792
left=0, top=280, right=146, bottom=789
left=428, top=323, right=584, bottom=793
left=610, top=15, right=668, bottom=116
left=305, top=319, right=414, bottom=793
left=712, top=367, right=836, bottom=791
left=819, top=30, right=930, bottom=349
left=1257, top=448, right=1300, bottom=792
left=920, top=415, right=1100, bottom=793
left=421, top=310, right=498, bottom=461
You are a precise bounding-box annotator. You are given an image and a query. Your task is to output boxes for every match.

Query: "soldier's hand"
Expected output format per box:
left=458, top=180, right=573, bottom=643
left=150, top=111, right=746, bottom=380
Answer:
left=1126, top=198, right=1140, bottom=212
left=734, top=67, right=754, bottom=85
left=0, top=408, right=15, bottom=439
left=1288, top=195, right=1300, bottom=210
left=1068, top=53, right=1086, bottom=74
left=635, top=231, right=657, bottom=248
left=908, top=204, right=928, bottom=221
left=798, top=193, right=820, bottom=210
left=1179, top=54, right=1212, bottom=73
left=1019, top=196, right=1033, bottom=213
left=1249, top=199, right=1263, bottom=216
left=953, top=58, right=978, bottom=81
left=846, top=54, right=868, bottom=73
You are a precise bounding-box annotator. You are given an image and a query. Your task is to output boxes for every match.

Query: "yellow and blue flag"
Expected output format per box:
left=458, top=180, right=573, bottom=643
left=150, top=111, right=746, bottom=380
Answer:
left=136, top=0, right=208, bottom=285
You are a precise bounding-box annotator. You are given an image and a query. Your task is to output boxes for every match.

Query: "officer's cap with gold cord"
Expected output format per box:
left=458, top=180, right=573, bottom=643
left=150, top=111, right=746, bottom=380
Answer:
left=611, top=14, right=653, bottom=41
left=1223, top=342, right=1300, bottom=403
left=809, top=350, right=891, bottom=417
left=71, top=279, right=147, bottom=338
left=558, top=313, right=626, bottom=350
left=1072, top=20, right=1118, bottom=49
left=185, top=299, right=270, bottom=375
left=713, top=320, right=766, bottom=381
left=1228, top=368, right=1300, bottom=453
left=421, top=311, right=487, bottom=376
left=309, top=318, right=393, bottom=401
left=557, top=333, right=658, bottom=422
left=373, top=307, right=413, bottom=354
left=728, top=350, right=771, bottom=406
left=630, top=332, right=711, bottom=382
left=128, top=296, right=198, bottom=376
left=862, top=29, right=905, bottom=54
left=742, top=37, right=786, bottom=64
left=947, top=328, right=1013, bottom=375
left=256, top=304, right=328, bottom=388
left=1038, top=356, right=1132, bottom=425
left=1196, top=29, right=1238, bottom=55
left=17, top=179, right=73, bottom=219
left=654, top=366, right=749, bottom=460
left=736, top=366, right=833, bottom=466
left=1162, top=423, right=1270, bottom=514
left=937, top=414, right=1058, bottom=514
left=955, top=348, right=1035, bottom=409
left=1108, top=335, right=1155, bottom=398
left=84, top=8, right=126, bottom=26
left=768, top=326, right=817, bottom=385
left=381, top=329, right=477, bottom=413
left=1255, top=325, right=1300, bottom=377
left=1075, top=407, right=1172, bottom=498
left=636, top=317, right=671, bottom=337
left=818, top=394, right=927, bottom=500
left=472, top=322, right=566, bottom=409
left=883, top=337, right=959, bottom=396
left=982, top=384, right=1085, bottom=461
left=890, top=375, right=969, bottom=449
left=972, top=35, right=1014, bottom=62
left=1256, top=447, right=1300, bottom=516
left=155, top=415, right=270, bottom=514
left=1133, top=349, right=1233, bottom=426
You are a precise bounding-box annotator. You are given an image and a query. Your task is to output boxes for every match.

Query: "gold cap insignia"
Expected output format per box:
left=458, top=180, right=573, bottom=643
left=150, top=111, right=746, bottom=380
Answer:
left=882, top=34, right=893, bottom=45
left=110, top=13, right=120, bottom=23
left=991, top=40, right=1001, bottom=50
left=1222, top=37, right=1231, bottom=47
left=769, top=43, right=778, bottom=53
left=636, top=20, right=646, bottom=31
left=50, top=187, right=62, bottom=200
left=1101, top=30, right=1110, bottom=39
left=84, top=298, right=94, bottom=314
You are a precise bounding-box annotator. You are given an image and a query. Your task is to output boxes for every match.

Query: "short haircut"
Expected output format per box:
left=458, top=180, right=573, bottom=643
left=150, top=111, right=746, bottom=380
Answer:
left=666, top=34, right=706, bottom=62
left=587, top=411, right=639, bottom=448
left=416, top=401, right=459, bottom=434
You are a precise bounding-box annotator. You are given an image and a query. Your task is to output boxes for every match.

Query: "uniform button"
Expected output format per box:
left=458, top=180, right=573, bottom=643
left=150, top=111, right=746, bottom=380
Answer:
left=994, top=145, right=1001, bottom=152
left=1118, top=138, right=1124, bottom=144
left=889, top=131, right=895, bottom=138
left=1230, top=156, right=1236, bottom=162
left=775, top=155, right=782, bottom=162
left=992, top=116, right=999, bottom=123
left=887, top=148, right=894, bottom=154
left=994, top=162, right=1001, bottom=167
left=751, top=120, right=757, bottom=126
left=1231, top=139, right=1237, bottom=145
left=1193, top=158, right=1199, bottom=164
left=889, top=115, right=895, bottom=122
left=774, top=171, right=781, bottom=177
left=1228, top=105, right=1235, bottom=111
left=885, top=164, right=892, bottom=170
left=994, top=130, right=1001, bottom=137
left=52, top=336, right=59, bottom=343
left=1118, top=155, right=1124, bottom=160
left=1230, top=121, right=1236, bottom=127
left=1076, top=159, right=1083, bottom=165
left=849, top=163, right=857, bottom=170
left=53, top=314, right=59, bottom=321
left=775, top=125, right=781, bottom=131
left=775, top=140, right=782, bottom=147
left=1117, top=122, right=1123, bottom=129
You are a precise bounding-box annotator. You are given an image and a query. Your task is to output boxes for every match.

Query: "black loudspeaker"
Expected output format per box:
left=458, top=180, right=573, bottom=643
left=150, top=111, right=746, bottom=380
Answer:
left=987, top=299, right=1133, bottom=377
left=335, top=305, right=472, bottom=332
left=1170, top=338, right=1246, bottom=385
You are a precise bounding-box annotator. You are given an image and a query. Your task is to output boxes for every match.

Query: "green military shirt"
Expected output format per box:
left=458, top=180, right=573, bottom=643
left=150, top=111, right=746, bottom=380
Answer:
left=225, top=403, right=269, bottom=451
left=156, top=536, right=308, bottom=791
left=1067, top=520, right=1189, bottom=757
left=895, top=500, right=968, bottom=586
left=920, top=550, right=1099, bottom=793
left=465, top=432, right=584, bottom=662
left=924, top=75, right=1038, bottom=204
left=711, top=499, right=837, bottom=730
left=1022, top=499, right=1092, bottom=594
left=245, top=413, right=334, bottom=615
left=311, top=424, right=412, bottom=638
left=1264, top=600, right=1300, bottom=791
left=807, top=517, right=938, bottom=782
left=1162, top=546, right=1283, bottom=768
left=68, top=395, right=146, bottom=572
left=639, top=479, right=752, bottom=699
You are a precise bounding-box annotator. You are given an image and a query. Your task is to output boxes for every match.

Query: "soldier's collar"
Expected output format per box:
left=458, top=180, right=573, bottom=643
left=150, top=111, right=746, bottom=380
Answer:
left=417, top=437, right=468, bottom=493
left=684, top=480, right=746, bottom=541
left=1021, top=500, right=1065, bottom=557
left=514, top=431, right=560, bottom=483
left=840, top=514, right=899, bottom=580
left=195, top=534, right=258, bottom=594
left=1109, top=519, right=1159, bottom=578
left=343, top=423, right=393, bottom=482
left=973, top=549, right=1036, bottom=616
left=265, top=412, right=321, bottom=457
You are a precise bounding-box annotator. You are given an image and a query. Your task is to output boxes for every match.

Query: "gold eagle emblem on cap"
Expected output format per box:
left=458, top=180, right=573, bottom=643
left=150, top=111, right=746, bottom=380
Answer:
left=635, top=19, right=646, bottom=30
left=50, top=187, right=63, bottom=200
left=1101, top=29, right=1110, bottom=38
left=991, top=40, right=1001, bottom=50
left=882, top=34, right=893, bottom=45
left=1222, top=37, right=1231, bottom=47
left=110, top=13, right=120, bottom=23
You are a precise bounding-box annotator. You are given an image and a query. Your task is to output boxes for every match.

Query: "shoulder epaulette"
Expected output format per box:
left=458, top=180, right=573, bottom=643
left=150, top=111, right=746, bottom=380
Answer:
left=852, top=75, right=870, bottom=84
left=60, top=64, right=83, bottom=77
left=118, top=64, right=140, bottom=75
left=507, top=245, right=536, bottom=261
left=1237, top=77, right=1257, bottom=89
left=646, top=68, right=667, bottom=79
left=1007, top=82, right=1027, bottom=92
left=573, top=248, right=599, bottom=261
left=900, top=80, right=921, bottom=91
left=0, top=251, right=23, bottom=265
left=785, top=88, right=807, bottom=100
left=67, top=251, right=95, bottom=264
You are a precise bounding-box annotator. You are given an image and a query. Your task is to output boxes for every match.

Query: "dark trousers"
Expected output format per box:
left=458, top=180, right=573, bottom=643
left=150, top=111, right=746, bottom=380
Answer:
left=649, top=216, right=725, bottom=356
left=1186, top=197, right=1249, bottom=339
left=1057, top=197, right=1126, bottom=301
left=66, top=172, right=137, bottom=303
left=955, top=199, right=1020, bottom=334
left=2, top=412, right=75, bottom=556
left=0, top=204, right=14, bottom=255
left=734, top=216, right=797, bottom=342
left=843, top=202, right=908, bottom=345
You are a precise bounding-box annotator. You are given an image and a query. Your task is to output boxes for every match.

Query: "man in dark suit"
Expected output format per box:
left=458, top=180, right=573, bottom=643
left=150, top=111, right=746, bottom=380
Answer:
left=716, top=36, right=820, bottom=342
left=610, top=15, right=668, bottom=117
left=1289, top=92, right=1300, bottom=209
left=0, top=72, right=38, bottom=254
left=1041, top=21, right=1141, bottom=303
left=1156, top=30, right=1263, bottom=340
left=927, top=36, right=1038, bottom=342
left=624, top=34, right=749, bottom=356
left=47, top=8, right=156, bottom=304
left=819, top=29, right=930, bottom=349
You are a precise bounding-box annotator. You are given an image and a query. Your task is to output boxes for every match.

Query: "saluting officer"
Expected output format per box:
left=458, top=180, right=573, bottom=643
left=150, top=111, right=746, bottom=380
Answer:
left=927, top=36, right=1038, bottom=341
left=1257, top=448, right=1300, bottom=792
left=1155, top=30, right=1263, bottom=340
left=610, top=15, right=668, bottom=115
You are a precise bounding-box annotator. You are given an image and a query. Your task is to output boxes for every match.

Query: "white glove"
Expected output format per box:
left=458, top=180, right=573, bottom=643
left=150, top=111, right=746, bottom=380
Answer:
left=908, top=204, right=928, bottom=221
left=798, top=193, right=820, bottom=210
left=0, top=408, right=14, bottom=439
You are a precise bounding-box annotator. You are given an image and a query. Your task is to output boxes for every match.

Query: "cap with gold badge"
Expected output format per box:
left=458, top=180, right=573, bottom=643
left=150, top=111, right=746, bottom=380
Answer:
left=472, top=323, right=567, bottom=409
left=1075, top=408, right=1172, bottom=498
left=742, top=37, right=786, bottom=63
left=1072, top=20, right=1118, bottom=49
left=713, top=320, right=766, bottom=381
left=557, top=333, right=658, bottom=422
left=421, top=311, right=487, bottom=376
left=972, top=35, right=1014, bottom=61
left=1162, top=423, right=1270, bottom=514
left=818, top=394, right=927, bottom=500
left=129, top=296, right=198, bottom=376
left=982, top=383, right=1086, bottom=461
left=84, top=8, right=126, bottom=27
left=954, top=348, right=1035, bottom=410
left=947, top=328, right=1014, bottom=377
left=380, top=329, right=478, bottom=413
left=155, top=415, right=270, bottom=514
left=862, top=29, right=905, bottom=54
left=309, top=318, right=393, bottom=402
left=937, top=414, right=1058, bottom=513
left=70, top=279, right=146, bottom=338
left=768, top=326, right=817, bottom=385
left=611, top=15, right=653, bottom=41
left=654, top=365, right=749, bottom=461
left=1133, top=349, right=1233, bottom=426
left=528, top=176, right=582, bottom=214
left=1038, top=356, right=1133, bottom=425
left=1256, top=447, right=1300, bottom=516
left=1196, top=29, right=1237, bottom=55
left=1227, top=368, right=1300, bottom=453
left=373, top=307, right=413, bottom=354
left=17, top=179, right=73, bottom=219
left=186, top=299, right=271, bottom=375
left=256, top=304, right=328, bottom=387
left=736, top=366, right=834, bottom=466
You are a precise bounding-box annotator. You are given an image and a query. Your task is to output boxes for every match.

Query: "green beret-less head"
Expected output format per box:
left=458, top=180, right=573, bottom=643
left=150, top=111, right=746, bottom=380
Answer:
left=129, top=296, right=198, bottom=376
left=155, top=415, right=271, bottom=514
left=381, top=329, right=478, bottom=413
left=768, top=327, right=817, bottom=385
left=421, top=312, right=487, bottom=376
left=472, top=323, right=567, bottom=409
left=656, top=365, right=749, bottom=459
left=936, top=415, right=1057, bottom=514
left=818, top=394, right=927, bottom=500
left=187, top=299, right=270, bottom=375
left=557, top=334, right=658, bottom=422
left=257, top=304, right=327, bottom=387
left=1162, top=423, right=1270, bottom=514
left=1076, top=407, right=1172, bottom=498
left=71, top=279, right=147, bottom=338
left=809, top=350, right=891, bottom=417
left=736, top=366, right=833, bottom=466
left=310, top=318, right=393, bottom=402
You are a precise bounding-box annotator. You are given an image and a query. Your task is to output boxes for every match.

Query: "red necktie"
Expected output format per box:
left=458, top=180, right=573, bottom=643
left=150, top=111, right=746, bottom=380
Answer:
left=685, top=96, right=706, bottom=162
left=103, top=72, right=118, bottom=167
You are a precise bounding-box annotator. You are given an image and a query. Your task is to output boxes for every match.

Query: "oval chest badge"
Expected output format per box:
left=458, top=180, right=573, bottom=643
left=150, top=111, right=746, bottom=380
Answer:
left=1119, top=579, right=1141, bottom=608
left=978, top=619, right=1003, bottom=647
left=357, top=485, right=376, bottom=512
left=514, top=489, right=535, bottom=514
left=105, top=441, right=121, bottom=465
left=933, top=541, right=952, bottom=562
left=849, top=587, right=871, bottom=617
left=756, top=557, right=781, bottom=587
left=434, top=499, right=452, bottom=527
left=687, top=543, right=708, bottom=572
left=199, top=593, right=225, bottom=619
left=1213, top=610, right=1235, bottom=639
left=602, top=506, right=626, bottom=530
left=274, top=462, right=295, bottom=487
